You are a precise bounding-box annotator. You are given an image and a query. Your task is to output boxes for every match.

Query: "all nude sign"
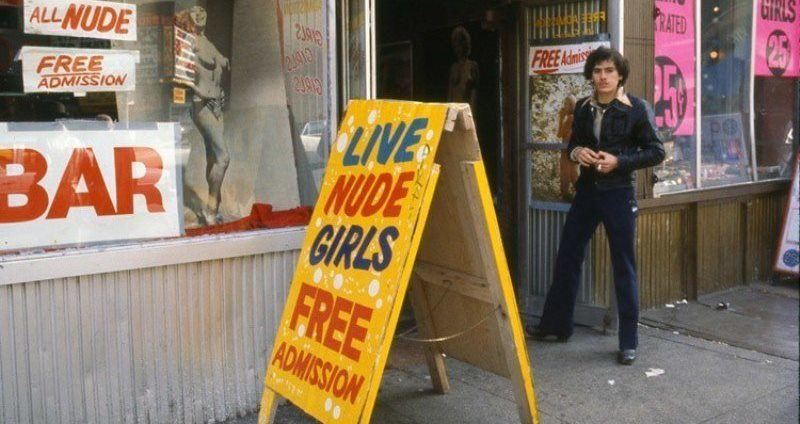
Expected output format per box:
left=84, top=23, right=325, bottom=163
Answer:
left=24, top=0, right=137, bottom=41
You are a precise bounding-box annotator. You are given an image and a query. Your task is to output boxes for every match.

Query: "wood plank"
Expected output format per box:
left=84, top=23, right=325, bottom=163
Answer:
left=414, top=261, right=493, bottom=303
left=462, top=160, right=538, bottom=424
left=409, top=275, right=450, bottom=394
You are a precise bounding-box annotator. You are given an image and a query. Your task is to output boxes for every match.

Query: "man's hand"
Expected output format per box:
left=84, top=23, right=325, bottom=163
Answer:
left=575, top=147, right=600, bottom=167
left=595, top=151, right=619, bottom=173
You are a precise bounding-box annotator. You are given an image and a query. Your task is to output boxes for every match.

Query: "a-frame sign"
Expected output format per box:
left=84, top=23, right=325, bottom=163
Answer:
left=258, top=100, right=538, bottom=423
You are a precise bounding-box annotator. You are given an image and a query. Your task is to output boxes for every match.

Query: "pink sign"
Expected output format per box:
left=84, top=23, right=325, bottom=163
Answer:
left=755, top=0, right=799, bottom=78
left=654, top=0, right=695, bottom=137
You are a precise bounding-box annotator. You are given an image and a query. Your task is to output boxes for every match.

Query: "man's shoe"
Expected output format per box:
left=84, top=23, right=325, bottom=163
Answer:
left=617, top=349, right=636, bottom=365
left=525, top=325, right=570, bottom=342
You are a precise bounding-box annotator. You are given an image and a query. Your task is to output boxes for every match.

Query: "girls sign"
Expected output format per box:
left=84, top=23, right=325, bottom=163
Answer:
left=654, top=0, right=695, bottom=136
left=754, top=0, right=799, bottom=77
left=263, top=101, right=448, bottom=423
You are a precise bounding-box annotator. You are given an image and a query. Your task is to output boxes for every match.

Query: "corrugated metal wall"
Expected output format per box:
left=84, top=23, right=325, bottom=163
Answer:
left=0, top=250, right=299, bottom=424
left=745, top=194, right=786, bottom=283
left=528, top=207, right=595, bottom=305
left=592, top=207, right=688, bottom=309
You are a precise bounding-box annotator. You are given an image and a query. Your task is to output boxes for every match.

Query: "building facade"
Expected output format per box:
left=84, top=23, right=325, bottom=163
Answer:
left=0, top=0, right=797, bottom=422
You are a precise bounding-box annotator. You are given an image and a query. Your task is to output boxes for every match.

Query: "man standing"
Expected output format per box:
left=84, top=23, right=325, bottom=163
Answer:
left=526, top=47, right=665, bottom=365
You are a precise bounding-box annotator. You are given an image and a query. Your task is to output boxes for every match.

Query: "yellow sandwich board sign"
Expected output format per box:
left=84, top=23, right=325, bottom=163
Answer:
left=259, top=100, right=538, bottom=424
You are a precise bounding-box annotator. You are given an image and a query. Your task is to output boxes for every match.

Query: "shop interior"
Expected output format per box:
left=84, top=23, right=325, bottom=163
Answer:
left=375, top=0, right=507, bottom=203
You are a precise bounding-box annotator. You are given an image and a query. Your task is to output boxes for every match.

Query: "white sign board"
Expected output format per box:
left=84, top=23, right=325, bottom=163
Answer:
left=776, top=156, right=799, bottom=275
left=19, top=46, right=138, bottom=93
left=24, top=0, right=137, bottom=41
left=530, top=40, right=609, bottom=75
left=0, top=123, right=182, bottom=252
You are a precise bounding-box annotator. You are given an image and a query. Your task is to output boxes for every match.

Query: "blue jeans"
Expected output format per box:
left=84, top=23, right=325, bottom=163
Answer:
left=538, top=186, right=639, bottom=350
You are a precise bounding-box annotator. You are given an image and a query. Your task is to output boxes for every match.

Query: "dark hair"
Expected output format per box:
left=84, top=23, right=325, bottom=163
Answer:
left=583, top=47, right=629, bottom=86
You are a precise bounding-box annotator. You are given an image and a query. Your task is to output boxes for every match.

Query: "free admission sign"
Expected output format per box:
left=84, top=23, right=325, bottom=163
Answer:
left=24, top=0, right=137, bottom=41
left=0, top=123, right=182, bottom=252
left=19, top=46, right=138, bottom=93
left=754, top=0, right=799, bottom=78
left=263, top=101, right=448, bottom=422
left=260, top=101, right=539, bottom=424
left=529, top=40, right=609, bottom=75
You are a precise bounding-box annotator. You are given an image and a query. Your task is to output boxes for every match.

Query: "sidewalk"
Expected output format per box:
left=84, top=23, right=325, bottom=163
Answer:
left=230, top=283, right=798, bottom=424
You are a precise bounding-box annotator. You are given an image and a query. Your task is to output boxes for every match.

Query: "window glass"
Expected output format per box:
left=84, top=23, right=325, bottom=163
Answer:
left=653, top=0, right=697, bottom=195
left=0, top=0, right=330, bottom=255
left=699, top=0, right=754, bottom=188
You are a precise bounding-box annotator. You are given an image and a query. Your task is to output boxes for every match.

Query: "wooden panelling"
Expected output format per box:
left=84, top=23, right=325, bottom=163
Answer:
left=745, top=192, right=787, bottom=283
left=697, top=200, right=746, bottom=295
left=592, top=207, right=687, bottom=310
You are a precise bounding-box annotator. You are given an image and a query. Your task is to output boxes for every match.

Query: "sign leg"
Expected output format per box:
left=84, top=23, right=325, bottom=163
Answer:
left=462, top=161, right=540, bottom=424
left=410, top=276, right=451, bottom=393
left=257, top=387, right=280, bottom=424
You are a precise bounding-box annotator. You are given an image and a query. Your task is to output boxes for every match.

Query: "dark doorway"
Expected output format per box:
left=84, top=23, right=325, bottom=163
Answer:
left=376, top=0, right=503, bottom=200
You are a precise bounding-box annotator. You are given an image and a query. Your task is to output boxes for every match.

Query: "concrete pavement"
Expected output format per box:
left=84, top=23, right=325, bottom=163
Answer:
left=229, top=283, right=798, bottom=424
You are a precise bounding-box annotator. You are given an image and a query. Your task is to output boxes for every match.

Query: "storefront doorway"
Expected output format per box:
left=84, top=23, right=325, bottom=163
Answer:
left=374, top=0, right=505, bottom=202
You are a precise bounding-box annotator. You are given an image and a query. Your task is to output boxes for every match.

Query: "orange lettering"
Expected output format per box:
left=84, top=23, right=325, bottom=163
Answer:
left=46, top=148, right=116, bottom=219
left=0, top=149, right=49, bottom=223
left=114, top=147, right=164, bottom=214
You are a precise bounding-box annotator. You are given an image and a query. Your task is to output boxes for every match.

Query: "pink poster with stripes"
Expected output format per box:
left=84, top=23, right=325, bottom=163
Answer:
left=754, top=0, right=799, bottom=78
left=654, top=0, right=695, bottom=137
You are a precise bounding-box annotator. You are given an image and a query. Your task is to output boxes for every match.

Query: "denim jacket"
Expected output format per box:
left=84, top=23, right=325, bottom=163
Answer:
left=567, top=88, right=665, bottom=190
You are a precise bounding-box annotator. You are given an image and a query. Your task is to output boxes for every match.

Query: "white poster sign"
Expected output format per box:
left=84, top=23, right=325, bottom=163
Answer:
left=0, top=123, right=182, bottom=252
left=530, top=40, right=609, bottom=75
left=24, top=0, right=137, bottom=41
left=775, top=156, right=799, bottom=275
left=19, top=46, right=138, bottom=93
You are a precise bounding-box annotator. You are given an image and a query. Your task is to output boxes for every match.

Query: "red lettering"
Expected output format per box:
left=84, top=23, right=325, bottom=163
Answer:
left=288, top=285, right=374, bottom=361
left=54, top=55, right=71, bottom=73
left=306, top=287, right=334, bottom=343
left=383, top=171, right=413, bottom=217
left=115, top=9, right=132, bottom=34
left=0, top=149, right=49, bottom=223
left=46, top=148, right=116, bottom=219
left=36, top=55, right=56, bottom=74
left=341, top=303, right=371, bottom=362
left=88, top=55, right=102, bottom=72
left=290, top=283, right=317, bottom=330
left=323, top=297, right=353, bottom=353
left=114, top=147, right=164, bottom=214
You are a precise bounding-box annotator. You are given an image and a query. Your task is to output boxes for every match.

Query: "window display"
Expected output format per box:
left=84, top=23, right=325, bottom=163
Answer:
left=653, top=0, right=798, bottom=195
left=0, top=0, right=332, bottom=255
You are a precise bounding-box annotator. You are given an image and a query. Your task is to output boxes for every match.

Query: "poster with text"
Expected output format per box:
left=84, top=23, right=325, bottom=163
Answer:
left=265, top=100, right=448, bottom=422
left=776, top=154, right=799, bottom=275
left=654, top=0, right=695, bottom=136
left=24, top=0, right=137, bottom=41
left=754, top=0, right=799, bottom=78
left=19, top=46, right=138, bottom=93
left=0, top=122, right=181, bottom=252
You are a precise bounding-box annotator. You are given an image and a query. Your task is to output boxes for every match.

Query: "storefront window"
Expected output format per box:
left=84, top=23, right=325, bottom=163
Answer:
left=0, top=0, right=332, bottom=255
left=654, top=0, right=798, bottom=195
left=653, top=0, right=697, bottom=195
left=699, top=0, right=754, bottom=188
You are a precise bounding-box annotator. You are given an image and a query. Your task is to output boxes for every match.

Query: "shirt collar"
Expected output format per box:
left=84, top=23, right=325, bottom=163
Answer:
left=584, top=86, right=632, bottom=109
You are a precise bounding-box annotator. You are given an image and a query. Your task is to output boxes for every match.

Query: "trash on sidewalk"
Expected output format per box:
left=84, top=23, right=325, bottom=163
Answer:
left=645, top=368, right=665, bottom=378
left=608, top=379, right=615, bottom=386
left=715, top=302, right=730, bottom=310
left=665, top=303, right=675, bottom=308
left=677, top=299, right=688, bottom=304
